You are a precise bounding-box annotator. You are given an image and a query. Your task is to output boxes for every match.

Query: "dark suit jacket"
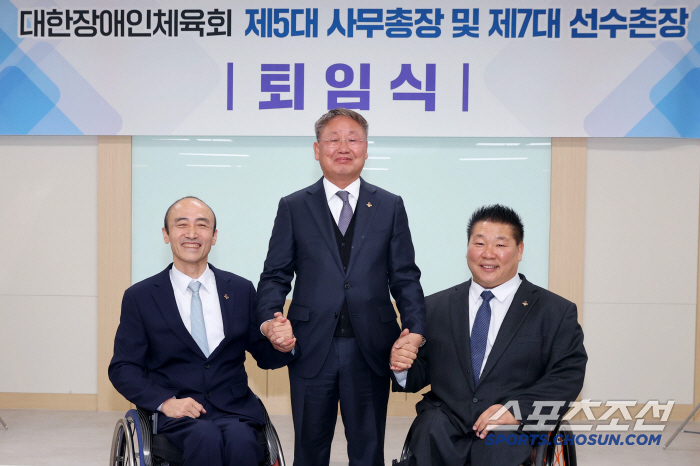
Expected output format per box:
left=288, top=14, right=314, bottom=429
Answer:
left=397, top=274, right=586, bottom=464
left=108, top=264, right=297, bottom=424
left=257, top=177, right=426, bottom=378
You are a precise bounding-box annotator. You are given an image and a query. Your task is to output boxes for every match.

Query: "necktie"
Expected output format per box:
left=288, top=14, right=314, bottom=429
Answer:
left=471, top=290, right=495, bottom=387
left=188, top=280, right=210, bottom=357
left=336, top=190, right=353, bottom=235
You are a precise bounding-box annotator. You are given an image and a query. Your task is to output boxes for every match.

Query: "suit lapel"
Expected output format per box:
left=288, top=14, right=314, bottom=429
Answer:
left=346, top=178, right=380, bottom=277
left=303, top=177, right=344, bottom=274
left=208, top=265, right=236, bottom=361
left=479, top=275, right=539, bottom=383
left=448, top=280, right=476, bottom=392
left=151, top=266, right=206, bottom=359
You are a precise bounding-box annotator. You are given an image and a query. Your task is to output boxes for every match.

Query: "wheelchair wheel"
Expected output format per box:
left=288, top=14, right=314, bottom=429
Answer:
left=110, top=418, right=136, bottom=466
left=530, top=421, right=577, bottom=466
left=259, top=398, right=285, bottom=466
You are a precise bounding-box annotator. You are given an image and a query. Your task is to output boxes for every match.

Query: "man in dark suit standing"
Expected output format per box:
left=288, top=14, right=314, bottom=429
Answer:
left=392, top=205, right=587, bottom=466
left=109, top=197, right=298, bottom=466
left=257, top=108, right=426, bottom=466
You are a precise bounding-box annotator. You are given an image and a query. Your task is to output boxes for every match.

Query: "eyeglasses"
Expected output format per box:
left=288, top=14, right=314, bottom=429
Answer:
left=318, top=138, right=367, bottom=148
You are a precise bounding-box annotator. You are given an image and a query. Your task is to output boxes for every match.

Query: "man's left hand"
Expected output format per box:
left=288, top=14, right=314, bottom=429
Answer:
left=473, top=404, right=520, bottom=439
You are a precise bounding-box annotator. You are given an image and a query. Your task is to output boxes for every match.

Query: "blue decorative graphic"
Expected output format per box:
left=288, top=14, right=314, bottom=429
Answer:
left=655, top=68, right=700, bottom=137
left=0, top=66, right=55, bottom=134
left=0, top=0, right=122, bottom=134
left=624, top=5, right=700, bottom=137
left=0, top=27, right=17, bottom=64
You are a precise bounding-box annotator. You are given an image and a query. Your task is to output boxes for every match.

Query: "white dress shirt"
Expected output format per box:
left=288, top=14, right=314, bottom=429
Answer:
left=323, top=176, right=360, bottom=223
left=170, top=264, right=225, bottom=353
left=468, top=273, right=522, bottom=376
left=394, top=274, right=522, bottom=387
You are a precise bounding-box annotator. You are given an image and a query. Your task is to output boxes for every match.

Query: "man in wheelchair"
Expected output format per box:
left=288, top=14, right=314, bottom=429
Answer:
left=390, top=205, right=587, bottom=465
left=109, top=197, right=299, bottom=466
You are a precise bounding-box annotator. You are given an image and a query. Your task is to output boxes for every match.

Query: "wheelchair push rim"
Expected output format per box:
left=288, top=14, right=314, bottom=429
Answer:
left=110, top=418, right=136, bottom=466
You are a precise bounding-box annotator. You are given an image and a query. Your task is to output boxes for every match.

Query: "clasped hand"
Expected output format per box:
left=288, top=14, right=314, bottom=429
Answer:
left=390, top=328, right=422, bottom=372
left=261, top=312, right=296, bottom=352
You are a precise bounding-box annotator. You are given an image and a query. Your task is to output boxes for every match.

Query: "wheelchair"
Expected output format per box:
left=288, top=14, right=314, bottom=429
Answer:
left=109, top=395, right=286, bottom=466
left=393, top=419, right=576, bottom=466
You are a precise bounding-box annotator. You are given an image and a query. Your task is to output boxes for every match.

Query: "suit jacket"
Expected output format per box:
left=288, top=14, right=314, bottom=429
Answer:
left=397, top=274, right=586, bottom=463
left=257, top=177, right=426, bottom=378
left=108, top=264, right=298, bottom=424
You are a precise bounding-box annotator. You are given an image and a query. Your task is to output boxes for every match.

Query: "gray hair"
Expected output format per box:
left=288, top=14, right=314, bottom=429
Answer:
left=314, top=108, right=369, bottom=140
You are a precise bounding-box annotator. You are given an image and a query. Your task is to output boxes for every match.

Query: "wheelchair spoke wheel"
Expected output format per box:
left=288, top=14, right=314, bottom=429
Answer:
left=110, top=418, right=136, bottom=466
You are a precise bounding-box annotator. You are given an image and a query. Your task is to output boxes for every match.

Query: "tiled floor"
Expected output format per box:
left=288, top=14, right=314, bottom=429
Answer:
left=0, top=409, right=698, bottom=465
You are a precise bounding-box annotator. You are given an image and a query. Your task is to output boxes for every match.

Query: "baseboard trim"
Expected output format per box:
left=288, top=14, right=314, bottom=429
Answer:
left=0, top=393, right=98, bottom=410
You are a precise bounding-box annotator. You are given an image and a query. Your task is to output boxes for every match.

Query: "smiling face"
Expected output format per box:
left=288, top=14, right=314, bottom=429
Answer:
left=162, top=198, right=217, bottom=277
left=467, top=221, right=524, bottom=289
left=313, top=115, right=368, bottom=188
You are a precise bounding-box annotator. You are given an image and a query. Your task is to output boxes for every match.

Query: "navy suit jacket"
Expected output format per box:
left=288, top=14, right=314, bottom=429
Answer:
left=109, top=264, right=297, bottom=424
left=257, top=177, right=426, bottom=378
left=396, top=275, right=587, bottom=464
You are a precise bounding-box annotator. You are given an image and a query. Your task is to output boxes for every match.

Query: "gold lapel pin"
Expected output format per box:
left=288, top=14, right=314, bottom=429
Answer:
left=224, top=294, right=229, bottom=300
left=367, top=202, right=372, bottom=208
left=522, top=301, right=528, bottom=306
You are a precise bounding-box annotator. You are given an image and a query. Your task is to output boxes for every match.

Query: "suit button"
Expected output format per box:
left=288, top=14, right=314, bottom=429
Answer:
left=344, top=283, right=350, bottom=289
left=206, top=393, right=211, bottom=399
left=334, top=312, right=338, bottom=318
left=472, top=398, right=478, bottom=403
left=204, top=364, right=210, bottom=369
left=341, top=329, right=346, bottom=334
left=341, top=242, right=346, bottom=247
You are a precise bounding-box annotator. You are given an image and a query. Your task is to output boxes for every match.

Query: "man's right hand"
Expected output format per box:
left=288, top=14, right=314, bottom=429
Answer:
left=261, top=312, right=296, bottom=352
left=161, top=397, right=206, bottom=419
left=390, top=328, right=419, bottom=371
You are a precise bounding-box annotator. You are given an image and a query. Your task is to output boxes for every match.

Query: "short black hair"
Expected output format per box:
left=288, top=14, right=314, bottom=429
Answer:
left=163, top=196, right=217, bottom=234
left=467, top=204, right=524, bottom=244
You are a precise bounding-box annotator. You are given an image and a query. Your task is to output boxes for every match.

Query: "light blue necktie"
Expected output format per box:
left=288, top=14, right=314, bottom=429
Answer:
left=188, top=280, right=210, bottom=357
left=471, top=290, right=494, bottom=387
left=336, top=191, right=353, bottom=236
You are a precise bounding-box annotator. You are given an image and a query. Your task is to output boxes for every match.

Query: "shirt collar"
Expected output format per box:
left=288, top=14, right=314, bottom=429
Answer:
left=323, top=177, right=361, bottom=203
left=469, top=273, right=522, bottom=303
left=170, top=263, right=214, bottom=295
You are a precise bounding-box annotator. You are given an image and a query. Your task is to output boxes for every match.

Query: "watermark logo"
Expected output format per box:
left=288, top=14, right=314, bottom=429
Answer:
left=488, top=400, right=674, bottom=432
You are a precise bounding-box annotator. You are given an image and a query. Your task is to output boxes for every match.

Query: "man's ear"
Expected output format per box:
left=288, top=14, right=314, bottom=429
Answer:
left=517, top=241, right=524, bottom=262
left=162, top=227, right=170, bottom=244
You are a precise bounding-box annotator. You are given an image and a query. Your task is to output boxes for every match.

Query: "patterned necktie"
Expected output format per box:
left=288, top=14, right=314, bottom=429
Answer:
left=336, top=190, right=353, bottom=235
left=471, top=290, right=495, bottom=387
left=188, top=280, right=210, bottom=357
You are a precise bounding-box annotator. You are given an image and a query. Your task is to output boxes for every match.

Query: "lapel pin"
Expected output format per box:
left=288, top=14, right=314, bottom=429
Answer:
left=367, top=202, right=372, bottom=208
left=224, top=294, right=229, bottom=300
left=522, top=301, right=528, bottom=306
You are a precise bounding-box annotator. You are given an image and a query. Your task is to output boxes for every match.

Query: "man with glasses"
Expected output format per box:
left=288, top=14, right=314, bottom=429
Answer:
left=258, top=108, right=426, bottom=466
